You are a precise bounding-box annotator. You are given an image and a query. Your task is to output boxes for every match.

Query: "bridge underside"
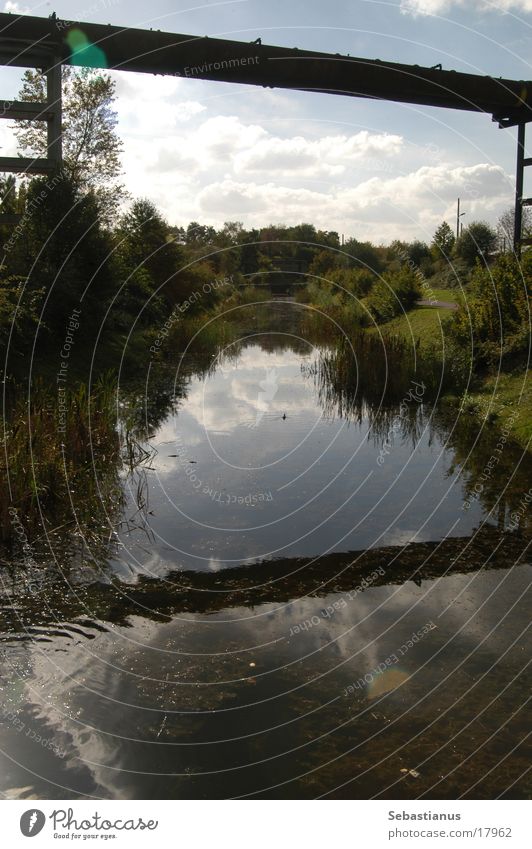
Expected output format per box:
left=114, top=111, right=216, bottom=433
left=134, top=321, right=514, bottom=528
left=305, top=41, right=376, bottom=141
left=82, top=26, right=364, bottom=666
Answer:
left=0, top=12, right=531, bottom=250
left=0, top=12, right=531, bottom=125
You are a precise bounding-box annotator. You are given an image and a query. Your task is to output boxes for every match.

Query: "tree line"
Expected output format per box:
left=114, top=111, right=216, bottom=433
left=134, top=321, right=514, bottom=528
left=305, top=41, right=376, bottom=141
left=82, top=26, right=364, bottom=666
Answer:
left=0, top=65, right=529, bottom=384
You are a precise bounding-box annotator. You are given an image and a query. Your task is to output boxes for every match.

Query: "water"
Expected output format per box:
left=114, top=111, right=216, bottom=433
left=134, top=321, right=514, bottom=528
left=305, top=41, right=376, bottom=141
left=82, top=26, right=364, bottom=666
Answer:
left=1, top=318, right=531, bottom=799
left=113, top=338, right=500, bottom=576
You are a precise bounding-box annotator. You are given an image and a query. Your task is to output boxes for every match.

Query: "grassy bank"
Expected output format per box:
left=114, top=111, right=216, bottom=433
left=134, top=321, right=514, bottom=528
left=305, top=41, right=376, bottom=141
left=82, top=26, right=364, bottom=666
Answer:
left=376, top=302, right=531, bottom=453
left=372, top=303, right=454, bottom=352
left=337, top=251, right=531, bottom=454
left=421, top=287, right=459, bottom=303
left=457, top=370, right=532, bottom=452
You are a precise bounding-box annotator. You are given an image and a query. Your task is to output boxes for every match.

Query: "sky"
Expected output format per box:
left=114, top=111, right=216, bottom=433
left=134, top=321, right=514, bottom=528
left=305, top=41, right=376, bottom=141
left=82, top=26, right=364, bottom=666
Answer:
left=1, top=0, right=532, bottom=243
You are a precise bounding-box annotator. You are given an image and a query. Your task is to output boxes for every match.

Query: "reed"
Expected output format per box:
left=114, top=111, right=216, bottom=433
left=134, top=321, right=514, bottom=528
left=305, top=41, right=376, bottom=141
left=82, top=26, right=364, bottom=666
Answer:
left=307, top=329, right=453, bottom=426
left=1, top=372, right=125, bottom=547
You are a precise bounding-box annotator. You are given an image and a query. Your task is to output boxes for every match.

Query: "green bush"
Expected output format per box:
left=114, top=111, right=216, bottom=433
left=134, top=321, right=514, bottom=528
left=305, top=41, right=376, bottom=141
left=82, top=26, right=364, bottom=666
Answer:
left=366, top=265, right=421, bottom=323
left=447, top=253, right=532, bottom=369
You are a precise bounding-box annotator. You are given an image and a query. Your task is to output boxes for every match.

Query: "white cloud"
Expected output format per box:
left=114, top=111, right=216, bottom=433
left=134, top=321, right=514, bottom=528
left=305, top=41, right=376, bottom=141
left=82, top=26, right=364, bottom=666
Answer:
left=175, top=101, right=208, bottom=121
left=233, top=130, right=403, bottom=177
left=121, top=126, right=512, bottom=242
left=197, top=179, right=333, bottom=219
left=0, top=122, right=18, bottom=157
left=115, top=71, right=206, bottom=136
left=337, top=162, right=511, bottom=241
left=343, top=162, right=509, bottom=212
left=194, top=162, right=511, bottom=243
left=181, top=348, right=316, bottom=433
left=194, top=115, right=268, bottom=163
left=114, top=73, right=182, bottom=102
left=121, top=112, right=403, bottom=183
left=401, top=0, right=532, bottom=15
left=3, top=1, right=30, bottom=12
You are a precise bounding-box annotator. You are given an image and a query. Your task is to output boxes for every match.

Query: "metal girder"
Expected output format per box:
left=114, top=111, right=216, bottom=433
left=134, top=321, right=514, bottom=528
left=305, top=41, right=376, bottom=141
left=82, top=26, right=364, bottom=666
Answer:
left=0, top=12, right=531, bottom=125
left=0, top=42, right=58, bottom=69
left=0, top=156, right=56, bottom=173
left=0, top=100, right=51, bottom=120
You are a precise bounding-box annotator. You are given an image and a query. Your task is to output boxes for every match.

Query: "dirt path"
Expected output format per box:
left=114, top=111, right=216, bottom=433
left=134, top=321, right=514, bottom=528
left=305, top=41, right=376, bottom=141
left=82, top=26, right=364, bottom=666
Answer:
left=416, top=298, right=458, bottom=310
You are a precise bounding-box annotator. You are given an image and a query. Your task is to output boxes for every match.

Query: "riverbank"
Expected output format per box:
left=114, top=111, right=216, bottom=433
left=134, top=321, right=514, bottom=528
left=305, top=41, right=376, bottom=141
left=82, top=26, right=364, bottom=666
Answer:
left=376, top=301, right=531, bottom=453
left=458, top=370, right=532, bottom=452
left=375, top=300, right=453, bottom=350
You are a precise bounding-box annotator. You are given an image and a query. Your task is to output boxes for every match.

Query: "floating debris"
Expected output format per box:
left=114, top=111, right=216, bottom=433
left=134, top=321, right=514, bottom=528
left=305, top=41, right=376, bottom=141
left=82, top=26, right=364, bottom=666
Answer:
left=400, top=768, right=420, bottom=778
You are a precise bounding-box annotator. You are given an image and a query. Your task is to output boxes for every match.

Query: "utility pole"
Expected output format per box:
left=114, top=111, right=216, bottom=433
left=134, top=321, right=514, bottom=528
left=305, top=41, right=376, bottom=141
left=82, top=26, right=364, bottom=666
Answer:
left=456, top=198, right=465, bottom=241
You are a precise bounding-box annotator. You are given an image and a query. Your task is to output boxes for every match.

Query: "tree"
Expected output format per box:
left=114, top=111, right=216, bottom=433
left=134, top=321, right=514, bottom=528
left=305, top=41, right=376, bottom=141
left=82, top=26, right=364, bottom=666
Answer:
left=308, top=249, right=337, bottom=278
left=0, top=176, right=25, bottom=270
left=455, top=221, right=497, bottom=266
left=406, top=240, right=431, bottom=267
left=118, top=199, right=184, bottom=304
left=316, top=229, right=340, bottom=249
left=497, top=206, right=532, bottom=251
left=343, top=237, right=383, bottom=273
left=0, top=273, right=43, bottom=365
left=207, top=222, right=243, bottom=276
left=20, top=176, right=119, bottom=346
left=185, top=222, right=217, bottom=247
left=219, top=221, right=244, bottom=244
left=15, top=66, right=124, bottom=219
left=431, top=221, right=455, bottom=262
left=289, top=223, right=318, bottom=264
left=0, top=175, right=19, bottom=215
left=366, top=265, right=420, bottom=323
left=238, top=228, right=260, bottom=275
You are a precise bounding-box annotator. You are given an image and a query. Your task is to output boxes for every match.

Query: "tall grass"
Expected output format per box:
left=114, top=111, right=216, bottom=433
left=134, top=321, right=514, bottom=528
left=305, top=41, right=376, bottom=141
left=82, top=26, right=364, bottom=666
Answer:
left=307, top=329, right=454, bottom=426
left=166, top=312, right=233, bottom=354
left=1, top=373, right=126, bottom=547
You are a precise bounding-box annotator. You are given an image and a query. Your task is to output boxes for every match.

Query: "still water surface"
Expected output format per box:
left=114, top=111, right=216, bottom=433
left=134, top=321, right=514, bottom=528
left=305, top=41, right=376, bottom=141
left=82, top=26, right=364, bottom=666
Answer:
left=1, top=322, right=530, bottom=799
left=115, top=338, right=491, bottom=575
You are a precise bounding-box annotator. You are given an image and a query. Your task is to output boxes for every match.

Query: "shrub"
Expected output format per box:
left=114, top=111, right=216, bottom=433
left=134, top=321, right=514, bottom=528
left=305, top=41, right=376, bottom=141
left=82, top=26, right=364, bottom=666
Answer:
left=366, top=265, right=421, bottom=323
left=447, top=252, right=532, bottom=369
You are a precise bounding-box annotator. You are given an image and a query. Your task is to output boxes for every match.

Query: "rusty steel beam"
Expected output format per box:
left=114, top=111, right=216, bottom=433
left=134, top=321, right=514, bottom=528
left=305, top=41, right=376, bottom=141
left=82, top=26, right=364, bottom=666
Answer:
left=0, top=12, right=531, bottom=126
left=0, top=156, right=56, bottom=173
left=0, top=100, right=51, bottom=120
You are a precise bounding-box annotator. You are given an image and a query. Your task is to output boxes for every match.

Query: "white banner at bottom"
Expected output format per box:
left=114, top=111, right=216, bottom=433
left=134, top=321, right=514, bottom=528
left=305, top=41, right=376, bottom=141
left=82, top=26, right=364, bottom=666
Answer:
left=1, top=799, right=529, bottom=848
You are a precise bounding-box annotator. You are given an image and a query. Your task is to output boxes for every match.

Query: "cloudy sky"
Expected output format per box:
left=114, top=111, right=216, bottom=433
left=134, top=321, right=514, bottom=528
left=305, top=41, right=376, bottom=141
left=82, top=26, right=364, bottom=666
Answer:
left=1, top=0, right=532, bottom=243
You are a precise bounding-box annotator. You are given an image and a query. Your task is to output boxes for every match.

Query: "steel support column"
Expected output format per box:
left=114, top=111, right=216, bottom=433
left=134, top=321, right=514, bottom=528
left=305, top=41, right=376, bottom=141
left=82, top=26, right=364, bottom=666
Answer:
left=0, top=50, right=62, bottom=175
left=46, top=55, right=62, bottom=167
left=514, top=123, right=525, bottom=257
left=513, top=123, right=532, bottom=256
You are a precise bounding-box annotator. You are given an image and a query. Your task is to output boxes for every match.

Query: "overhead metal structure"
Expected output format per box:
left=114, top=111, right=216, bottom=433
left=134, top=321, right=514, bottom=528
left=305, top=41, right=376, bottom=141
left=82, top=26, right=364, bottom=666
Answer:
left=0, top=11, right=531, bottom=250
